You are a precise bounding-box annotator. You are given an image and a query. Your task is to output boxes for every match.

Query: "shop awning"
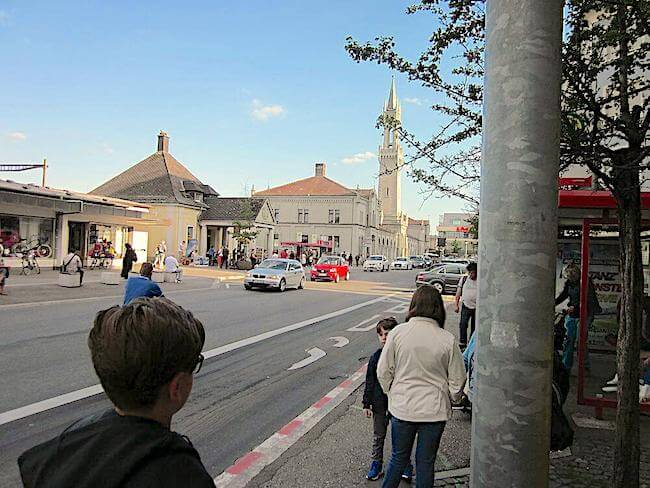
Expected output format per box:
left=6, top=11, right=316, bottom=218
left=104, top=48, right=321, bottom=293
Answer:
left=558, top=190, right=650, bottom=209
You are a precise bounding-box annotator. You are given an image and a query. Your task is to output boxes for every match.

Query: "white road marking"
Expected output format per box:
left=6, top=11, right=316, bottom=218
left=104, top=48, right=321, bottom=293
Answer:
left=287, top=347, right=326, bottom=370
left=384, top=302, right=410, bottom=314
left=346, top=314, right=381, bottom=332
left=328, top=336, right=349, bottom=348
left=0, top=294, right=393, bottom=425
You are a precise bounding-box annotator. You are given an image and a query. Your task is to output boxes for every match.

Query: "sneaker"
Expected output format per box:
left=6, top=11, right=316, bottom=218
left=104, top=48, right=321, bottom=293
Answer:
left=606, top=374, right=618, bottom=386
left=366, top=461, right=382, bottom=481
left=401, top=463, right=414, bottom=483
left=602, top=385, right=618, bottom=393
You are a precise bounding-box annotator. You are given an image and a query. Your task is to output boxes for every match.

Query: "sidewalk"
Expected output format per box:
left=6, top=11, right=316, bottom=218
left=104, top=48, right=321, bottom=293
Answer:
left=247, top=311, right=650, bottom=487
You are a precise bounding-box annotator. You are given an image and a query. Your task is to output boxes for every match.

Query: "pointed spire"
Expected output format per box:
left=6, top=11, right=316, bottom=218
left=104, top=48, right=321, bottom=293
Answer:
left=387, top=76, right=398, bottom=110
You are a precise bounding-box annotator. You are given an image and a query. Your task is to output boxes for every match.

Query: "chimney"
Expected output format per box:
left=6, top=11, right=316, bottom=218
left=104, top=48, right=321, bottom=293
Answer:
left=315, top=162, right=326, bottom=177
left=157, top=130, right=169, bottom=152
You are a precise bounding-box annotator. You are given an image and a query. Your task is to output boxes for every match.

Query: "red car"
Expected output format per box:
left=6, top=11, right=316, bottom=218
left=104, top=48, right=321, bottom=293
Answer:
left=310, top=255, right=350, bottom=283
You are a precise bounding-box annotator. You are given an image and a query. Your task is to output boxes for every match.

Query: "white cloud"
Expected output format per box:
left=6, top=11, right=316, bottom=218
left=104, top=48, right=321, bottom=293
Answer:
left=403, top=97, right=422, bottom=105
left=7, top=131, right=26, bottom=141
left=342, top=151, right=376, bottom=165
left=102, top=143, right=114, bottom=155
left=251, top=99, right=286, bottom=121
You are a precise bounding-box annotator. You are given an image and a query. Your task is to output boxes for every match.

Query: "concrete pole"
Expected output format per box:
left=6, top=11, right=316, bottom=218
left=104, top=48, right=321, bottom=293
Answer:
left=471, top=2, right=563, bottom=487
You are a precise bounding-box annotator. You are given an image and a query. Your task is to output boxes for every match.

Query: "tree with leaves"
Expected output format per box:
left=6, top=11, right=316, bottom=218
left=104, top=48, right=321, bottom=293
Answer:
left=347, top=1, right=649, bottom=486
left=232, top=199, right=259, bottom=254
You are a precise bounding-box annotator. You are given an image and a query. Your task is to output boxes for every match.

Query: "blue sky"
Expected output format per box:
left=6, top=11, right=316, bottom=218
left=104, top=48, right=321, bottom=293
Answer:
left=0, top=0, right=470, bottom=226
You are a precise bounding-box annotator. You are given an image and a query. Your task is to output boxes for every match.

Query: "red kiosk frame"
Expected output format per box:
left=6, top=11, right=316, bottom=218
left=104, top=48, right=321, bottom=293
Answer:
left=559, top=189, right=650, bottom=418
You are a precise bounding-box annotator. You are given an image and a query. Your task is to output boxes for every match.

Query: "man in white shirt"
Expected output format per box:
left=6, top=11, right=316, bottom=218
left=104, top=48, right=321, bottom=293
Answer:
left=62, top=249, right=84, bottom=285
left=455, top=262, right=477, bottom=349
left=164, top=255, right=183, bottom=283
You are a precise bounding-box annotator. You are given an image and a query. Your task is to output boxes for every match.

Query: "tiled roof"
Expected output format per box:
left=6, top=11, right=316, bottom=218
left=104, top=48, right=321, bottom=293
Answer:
left=91, top=151, right=215, bottom=207
left=408, top=218, right=429, bottom=225
left=200, top=197, right=266, bottom=221
left=254, top=175, right=356, bottom=197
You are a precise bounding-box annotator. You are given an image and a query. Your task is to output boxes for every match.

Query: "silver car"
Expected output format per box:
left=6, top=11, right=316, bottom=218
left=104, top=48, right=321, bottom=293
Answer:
left=244, top=258, right=305, bottom=292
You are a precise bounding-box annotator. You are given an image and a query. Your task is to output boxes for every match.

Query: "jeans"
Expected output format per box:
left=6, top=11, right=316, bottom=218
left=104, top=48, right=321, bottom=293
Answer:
left=459, top=304, right=476, bottom=346
left=563, top=315, right=579, bottom=371
left=382, top=417, right=446, bottom=488
left=371, top=409, right=389, bottom=462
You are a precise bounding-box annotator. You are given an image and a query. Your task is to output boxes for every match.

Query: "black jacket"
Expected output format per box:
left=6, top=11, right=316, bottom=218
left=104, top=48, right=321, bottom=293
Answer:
left=18, top=409, right=214, bottom=488
left=555, top=280, right=600, bottom=319
left=362, top=349, right=388, bottom=412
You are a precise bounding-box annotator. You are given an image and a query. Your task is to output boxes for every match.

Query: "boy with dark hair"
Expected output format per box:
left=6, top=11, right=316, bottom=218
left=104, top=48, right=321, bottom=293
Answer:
left=18, top=298, right=214, bottom=488
left=362, top=317, right=413, bottom=482
left=123, top=262, right=163, bottom=305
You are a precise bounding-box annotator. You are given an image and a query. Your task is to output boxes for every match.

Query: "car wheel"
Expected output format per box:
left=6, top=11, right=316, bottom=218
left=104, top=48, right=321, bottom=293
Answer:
left=432, top=282, right=444, bottom=294
left=345, top=271, right=350, bottom=281
left=298, top=278, right=304, bottom=289
left=244, top=283, right=252, bottom=290
left=334, top=273, right=340, bottom=283
left=278, top=279, right=286, bottom=292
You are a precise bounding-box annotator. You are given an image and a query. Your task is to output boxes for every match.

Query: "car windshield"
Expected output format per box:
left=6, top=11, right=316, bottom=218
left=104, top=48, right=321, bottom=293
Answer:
left=318, top=256, right=339, bottom=265
left=258, top=260, right=287, bottom=270
left=368, top=256, right=383, bottom=261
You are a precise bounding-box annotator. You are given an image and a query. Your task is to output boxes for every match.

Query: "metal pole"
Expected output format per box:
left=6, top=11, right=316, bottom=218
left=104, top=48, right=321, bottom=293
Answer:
left=42, top=158, right=47, bottom=187
left=471, top=1, right=563, bottom=487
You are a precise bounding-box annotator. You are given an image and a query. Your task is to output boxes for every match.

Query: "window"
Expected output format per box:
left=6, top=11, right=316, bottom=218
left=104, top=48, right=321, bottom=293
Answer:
left=334, top=236, right=340, bottom=250
left=452, top=219, right=462, bottom=226
left=386, top=188, right=389, bottom=197
left=304, top=209, right=309, bottom=223
left=298, top=209, right=303, bottom=223
left=192, top=192, right=203, bottom=203
left=273, top=233, right=279, bottom=241
left=301, top=234, right=308, bottom=243
left=446, top=266, right=461, bottom=274
left=335, top=210, right=340, bottom=224
left=328, top=209, right=334, bottom=224
left=274, top=209, right=280, bottom=222
left=186, top=226, right=194, bottom=241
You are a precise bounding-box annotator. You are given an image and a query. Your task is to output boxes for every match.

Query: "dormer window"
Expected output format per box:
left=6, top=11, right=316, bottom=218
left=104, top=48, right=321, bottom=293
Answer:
left=192, top=192, right=203, bottom=203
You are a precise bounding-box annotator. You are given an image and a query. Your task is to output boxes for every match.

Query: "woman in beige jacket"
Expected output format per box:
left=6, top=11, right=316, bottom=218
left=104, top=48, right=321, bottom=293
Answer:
left=377, top=286, right=466, bottom=487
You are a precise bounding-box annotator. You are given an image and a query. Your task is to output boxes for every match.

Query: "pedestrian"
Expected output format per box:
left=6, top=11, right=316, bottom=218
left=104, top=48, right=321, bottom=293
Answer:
left=0, top=258, right=9, bottom=295
left=348, top=253, right=353, bottom=267
left=363, top=317, right=413, bottom=482
left=165, top=254, right=183, bottom=283
left=301, top=252, right=307, bottom=266
left=454, top=262, right=478, bottom=350
left=123, top=262, right=163, bottom=305
left=356, top=255, right=360, bottom=267
left=377, top=286, right=465, bottom=488
left=120, top=243, right=137, bottom=279
left=18, top=298, right=214, bottom=487
left=222, top=247, right=229, bottom=269
left=217, top=247, right=223, bottom=268
left=555, top=263, right=599, bottom=371
left=272, top=249, right=279, bottom=258
left=62, top=249, right=85, bottom=285
left=250, top=249, right=257, bottom=268
left=280, top=248, right=288, bottom=259
left=178, top=240, right=186, bottom=259
left=207, top=246, right=216, bottom=266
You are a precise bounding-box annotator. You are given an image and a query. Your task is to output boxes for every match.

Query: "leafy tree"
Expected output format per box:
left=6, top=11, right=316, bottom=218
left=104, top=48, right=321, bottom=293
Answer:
left=347, top=1, right=649, bottom=486
left=232, top=199, right=259, bottom=252
left=450, top=239, right=462, bottom=254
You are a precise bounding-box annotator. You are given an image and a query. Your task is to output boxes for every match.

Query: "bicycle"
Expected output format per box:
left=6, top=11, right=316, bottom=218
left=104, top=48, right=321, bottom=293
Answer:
left=12, top=236, right=52, bottom=258
left=21, top=251, right=41, bottom=275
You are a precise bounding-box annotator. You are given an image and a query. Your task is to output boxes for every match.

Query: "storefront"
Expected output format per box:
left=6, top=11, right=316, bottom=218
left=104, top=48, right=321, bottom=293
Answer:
left=0, top=179, right=152, bottom=268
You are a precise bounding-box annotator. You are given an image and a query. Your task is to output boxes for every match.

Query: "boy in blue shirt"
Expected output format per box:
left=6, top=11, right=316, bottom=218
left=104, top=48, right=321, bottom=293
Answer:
left=362, top=317, right=414, bottom=482
left=123, top=263, right=163, bottom=305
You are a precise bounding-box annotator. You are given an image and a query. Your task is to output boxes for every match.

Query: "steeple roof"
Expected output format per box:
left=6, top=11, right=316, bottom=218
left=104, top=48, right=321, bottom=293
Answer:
left=387, top=77, right=398, bottom=110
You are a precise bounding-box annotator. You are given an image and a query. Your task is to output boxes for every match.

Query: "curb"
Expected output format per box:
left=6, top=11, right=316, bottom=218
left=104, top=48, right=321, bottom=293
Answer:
left=214, top=364, right=368, bottom=487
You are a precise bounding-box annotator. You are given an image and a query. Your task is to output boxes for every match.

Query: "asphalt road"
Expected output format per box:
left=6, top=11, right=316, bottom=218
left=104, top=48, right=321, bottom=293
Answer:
left=0, top=268, right=426, bottom=487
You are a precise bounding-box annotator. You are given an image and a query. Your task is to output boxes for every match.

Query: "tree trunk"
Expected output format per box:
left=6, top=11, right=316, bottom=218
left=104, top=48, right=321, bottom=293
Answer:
left=614, top=184, right=642, bottom=488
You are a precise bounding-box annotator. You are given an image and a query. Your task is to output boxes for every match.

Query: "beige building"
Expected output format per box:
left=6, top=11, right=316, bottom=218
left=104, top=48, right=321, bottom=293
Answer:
left=436, top=212, right=478, bottom=257
left=92, top=131, right=275, bottom=260
left=253, top=81, right=431, bottom=259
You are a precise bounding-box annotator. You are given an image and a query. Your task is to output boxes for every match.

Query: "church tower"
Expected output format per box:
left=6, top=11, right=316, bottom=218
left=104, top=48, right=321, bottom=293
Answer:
left=378, top=78, right=402, bottom=219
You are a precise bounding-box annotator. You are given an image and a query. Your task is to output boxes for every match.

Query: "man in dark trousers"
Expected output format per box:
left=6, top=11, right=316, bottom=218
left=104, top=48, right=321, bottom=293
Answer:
left=18, top=298, right=213, bottom=488
left=222, top=247, right=229, bottom=268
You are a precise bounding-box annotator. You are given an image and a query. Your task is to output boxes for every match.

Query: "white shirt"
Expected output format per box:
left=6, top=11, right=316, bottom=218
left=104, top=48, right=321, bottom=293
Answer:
left=377, top=317, right=466, bottom=422
left=63, top=253, right=82, bottom=273
left=457, top=276, right=478, bottom=309
left=164, top=256, right=179, bottom=272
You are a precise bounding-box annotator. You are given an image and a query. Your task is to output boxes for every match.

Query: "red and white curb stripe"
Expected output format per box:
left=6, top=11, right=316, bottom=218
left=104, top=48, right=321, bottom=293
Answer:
left=214, top=364, right=368, bottom=487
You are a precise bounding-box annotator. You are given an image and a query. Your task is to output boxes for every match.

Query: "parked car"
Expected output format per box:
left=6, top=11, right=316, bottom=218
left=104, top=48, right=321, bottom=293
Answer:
left=439, top=257, right=471, bottom=266
left=415, top=262, right=466, bottom=294
left=310, top=255, right=350, bottom=282
left=363, top=255, right=390, bottom=272
left=244, top=258, right=305, bottom=292
left=409, top=255, right=427, bottom=269
left=422, top=256, right=434, bottom=269
left=390, top=257, right=412, bottom=270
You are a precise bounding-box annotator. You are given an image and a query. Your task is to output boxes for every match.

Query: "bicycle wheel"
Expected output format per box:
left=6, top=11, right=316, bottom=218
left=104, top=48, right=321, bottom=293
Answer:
left=37, top=245, right=52, bottom=258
